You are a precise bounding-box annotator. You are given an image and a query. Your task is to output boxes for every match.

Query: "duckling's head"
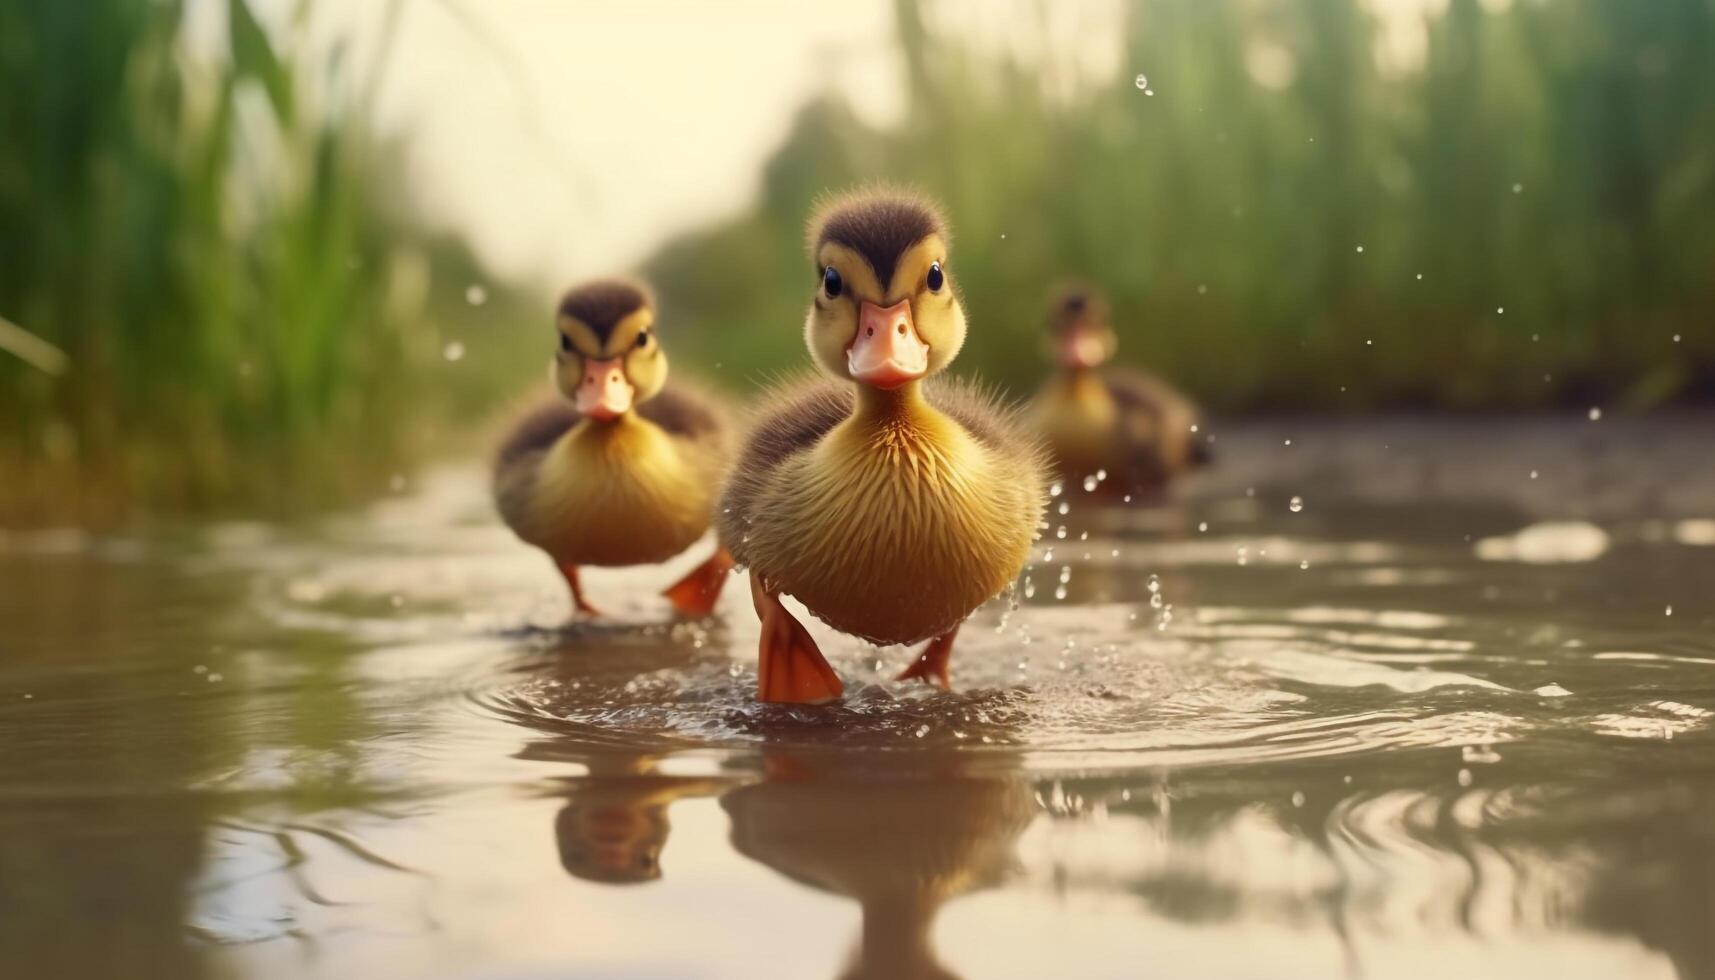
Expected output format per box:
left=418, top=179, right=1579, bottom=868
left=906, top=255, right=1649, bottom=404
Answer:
left=1047, top=285, right=1117, bottom=370
left=804, top=189, right=965, bottom=390
left=552, top=279, right=668, bottom=422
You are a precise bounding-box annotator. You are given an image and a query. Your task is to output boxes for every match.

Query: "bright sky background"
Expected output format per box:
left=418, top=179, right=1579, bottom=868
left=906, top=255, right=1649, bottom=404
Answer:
left=310, top=1, right=904, bottom=286
left=256, top=0, right=1441, bottom=289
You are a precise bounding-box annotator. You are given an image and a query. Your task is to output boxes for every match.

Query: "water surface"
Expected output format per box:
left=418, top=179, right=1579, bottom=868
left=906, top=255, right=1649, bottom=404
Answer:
left=3, top=415, right=1714, bottom=979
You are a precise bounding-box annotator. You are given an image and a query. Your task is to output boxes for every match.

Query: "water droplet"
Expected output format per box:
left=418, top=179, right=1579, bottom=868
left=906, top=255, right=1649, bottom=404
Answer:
left=442, top=340, right=466, bottom=362
left=1666, top=605, right=1674, bottom=617
left=1673, top=334, right=1681, bottom=343
left=1587, top=407, right=1602, bottom=421
left=1145, top=89, right=1155, bottom=96
left=1135, top=73, right=1148, bottom=90
left=915, top=724, right=930, bottom=738
left=465, top=284, right=488, bottom=306
left=1049, top=482, right=1063, bottom=498
left=1283, top=438, right=1292, bottom=447
left=1416, top=272, right=1424, bottom=280
left=1355, top=244, right=1364, bottom=253
left=1197, top=521, right=1208, bottom=533
left=1291, top=791, right=1306, bottom=808
left=1082, top=475, right=1099, bottom=492
left=1057, top=501, right=1070, bottom=516
left=1054, top=585, right=1068, bottom=601
left=1288, top=495, right=1304, bottom=513
left=1299, top=559, right=1311, bottom=570
left=1055, top=526, right=1067, bottom=540
left=1095, top=469, right=1108, bottom=482
left=1457, top=768, right=1473, bottom=787
left=1496, top=307, right=1504, bottom=315
left=1529, top=469, right=1538, bottom=480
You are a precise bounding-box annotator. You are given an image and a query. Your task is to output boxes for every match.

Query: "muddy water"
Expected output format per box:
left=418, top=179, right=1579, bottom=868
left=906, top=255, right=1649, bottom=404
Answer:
left=2, top=415, right=1714, bottom=979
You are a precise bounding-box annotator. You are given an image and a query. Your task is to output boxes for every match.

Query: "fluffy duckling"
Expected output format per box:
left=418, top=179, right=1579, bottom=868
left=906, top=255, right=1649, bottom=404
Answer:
left=1031, top=286, right=1208, bottom=494
left=494, top=279, right=735, bottom=618
left=718, top=190, right=1045, bottom=704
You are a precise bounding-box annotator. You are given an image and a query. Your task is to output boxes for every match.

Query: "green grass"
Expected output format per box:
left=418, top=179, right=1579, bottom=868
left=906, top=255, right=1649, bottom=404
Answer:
left=645, top=0, right=1715, bottom=413
left=0, top=0, right=538, bottom=524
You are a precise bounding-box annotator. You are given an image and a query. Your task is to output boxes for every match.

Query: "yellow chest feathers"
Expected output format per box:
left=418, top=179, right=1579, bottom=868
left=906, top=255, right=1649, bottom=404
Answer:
left=1035, top=373, right=1120, bottom=469
left=748, top=409, right=1038, bottom=645
left=506, top=417, right=715, bottom=566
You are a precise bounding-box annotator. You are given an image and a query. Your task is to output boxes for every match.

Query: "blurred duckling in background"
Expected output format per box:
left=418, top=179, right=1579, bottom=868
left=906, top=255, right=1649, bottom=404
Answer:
left=494, top=279, right=735, bottom=618
left=719, top=190, right=1045, bottom=704
left=1031, top=286, right=1209, bottom=495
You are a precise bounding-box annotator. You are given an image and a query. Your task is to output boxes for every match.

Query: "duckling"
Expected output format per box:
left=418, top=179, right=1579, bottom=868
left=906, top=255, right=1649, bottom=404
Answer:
left=493, top=279, right=735, bottom=618
left=717, top=190, right=1045, bottom=703
left=1031, top=286, right=1209, bottom=494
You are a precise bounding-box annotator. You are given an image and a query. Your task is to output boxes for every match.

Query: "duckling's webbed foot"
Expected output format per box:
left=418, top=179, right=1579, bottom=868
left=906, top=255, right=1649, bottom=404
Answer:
left=556, top=561, right=602, bottom=618
left=662, top=547, right=735, bottom=618
left=896, top=624, right=959, bottom=691
left=750, top=573, right=843, bottom=705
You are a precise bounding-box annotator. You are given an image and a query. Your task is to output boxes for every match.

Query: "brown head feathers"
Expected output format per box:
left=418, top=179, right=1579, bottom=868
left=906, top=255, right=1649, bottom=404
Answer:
left=558, top=279, right=652, bottom=344
left=808, top=189, right=945, bottom=286
left=1049, top=283, right=1110, bottom=332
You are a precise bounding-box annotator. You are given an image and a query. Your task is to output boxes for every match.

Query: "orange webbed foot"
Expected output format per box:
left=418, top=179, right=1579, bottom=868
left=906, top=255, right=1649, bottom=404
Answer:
left=751, top=574, right=843, bottom=704
left=896, top=625, right=959, bottom=691
left=662, top=547, right=735, bottom=618
left=557, top=562, right=602, bottom=618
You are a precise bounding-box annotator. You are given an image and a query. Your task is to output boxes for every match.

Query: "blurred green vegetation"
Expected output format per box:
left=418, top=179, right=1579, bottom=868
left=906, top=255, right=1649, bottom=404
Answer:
left=0, top=0, right=535, bottom=524
left=5, top=0, right=1713, bottom=523
left=648, top=0, right=1715, bottom=413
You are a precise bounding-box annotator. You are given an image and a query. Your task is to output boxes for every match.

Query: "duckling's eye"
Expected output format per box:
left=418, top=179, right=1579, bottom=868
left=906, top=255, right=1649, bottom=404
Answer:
left=822, top=265, right=843, bottom=299
left=558, top=332, right=573, bottom=354
left=926, top=261, right=945, bottom=293
left=635, top=329, right=651, bottom=350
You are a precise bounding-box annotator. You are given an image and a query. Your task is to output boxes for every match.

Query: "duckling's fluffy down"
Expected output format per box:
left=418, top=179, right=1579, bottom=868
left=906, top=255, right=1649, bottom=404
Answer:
left=718, top=375, right=1045, bottom=645
left=492, top=381, right=731, bottom=567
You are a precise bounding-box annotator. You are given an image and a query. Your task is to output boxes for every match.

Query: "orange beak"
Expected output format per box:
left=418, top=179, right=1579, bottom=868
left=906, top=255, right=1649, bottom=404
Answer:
left=1058, top=326, right=1109, bottom=369
left=847, top=299, right=929, bottom=389
left=574, top=357, right=634, bottom=420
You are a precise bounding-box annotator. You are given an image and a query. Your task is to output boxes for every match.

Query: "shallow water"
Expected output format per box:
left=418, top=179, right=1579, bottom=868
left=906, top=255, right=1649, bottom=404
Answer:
left=3, top=414, right=1714, bottom=979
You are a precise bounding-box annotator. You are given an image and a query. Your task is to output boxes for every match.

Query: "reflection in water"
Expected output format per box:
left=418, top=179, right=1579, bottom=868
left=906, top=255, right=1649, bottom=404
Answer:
left=2, top=417, right=1715, bottom=977
left=723, top=756, right=1034, bottom=980
left=550, top=761, right=725, bottom=886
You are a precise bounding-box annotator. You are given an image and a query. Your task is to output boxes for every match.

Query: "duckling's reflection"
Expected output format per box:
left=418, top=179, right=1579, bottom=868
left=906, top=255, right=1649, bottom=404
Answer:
left=550, top=755, right=727, bottom=885
left=510, top=627, right=734, bottom=885
left=722, top=753, right=1034, bottom=980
